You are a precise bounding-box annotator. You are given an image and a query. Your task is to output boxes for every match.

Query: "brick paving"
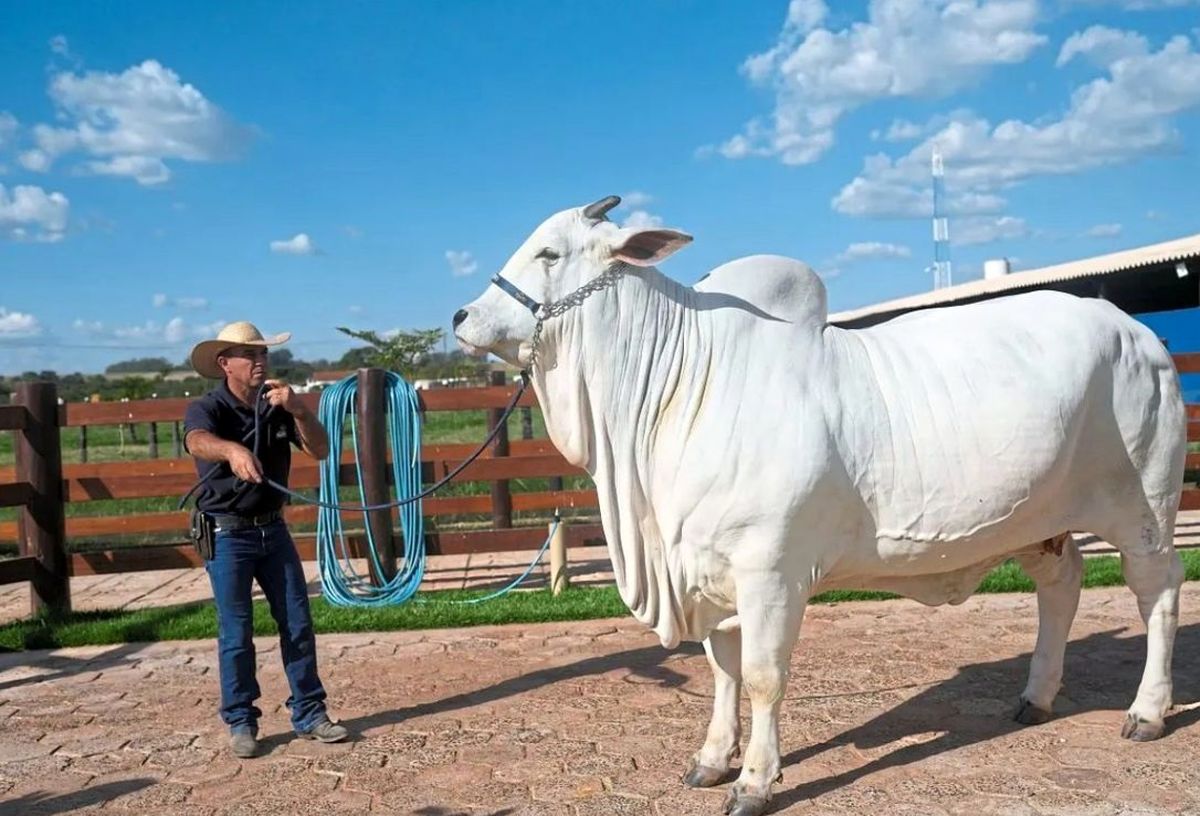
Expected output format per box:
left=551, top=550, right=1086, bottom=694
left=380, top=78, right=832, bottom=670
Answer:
left=4, top=584, right=1200, bottom=814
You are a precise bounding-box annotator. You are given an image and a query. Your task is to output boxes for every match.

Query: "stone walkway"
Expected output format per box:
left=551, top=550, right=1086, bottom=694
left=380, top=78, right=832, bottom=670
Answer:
left=4, top=584, right=1200, bottom=814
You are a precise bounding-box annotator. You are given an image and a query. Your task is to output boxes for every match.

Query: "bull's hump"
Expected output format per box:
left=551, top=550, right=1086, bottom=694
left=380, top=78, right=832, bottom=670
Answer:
left=692, top=254, right=827, bottom=328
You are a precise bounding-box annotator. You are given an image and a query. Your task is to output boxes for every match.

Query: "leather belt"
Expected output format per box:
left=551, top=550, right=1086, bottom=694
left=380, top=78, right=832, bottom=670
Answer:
left=209, top=510, right=283, bottom=531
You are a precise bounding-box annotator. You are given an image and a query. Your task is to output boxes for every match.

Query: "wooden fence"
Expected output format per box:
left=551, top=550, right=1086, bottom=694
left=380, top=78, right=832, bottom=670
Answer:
left=3, top=355, right=1200, bottom=617
left=0, top=370, right=604, bottom=616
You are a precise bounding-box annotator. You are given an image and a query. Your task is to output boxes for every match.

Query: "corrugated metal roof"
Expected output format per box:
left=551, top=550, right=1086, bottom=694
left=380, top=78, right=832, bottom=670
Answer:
left=828, top=232, right=1200, bottom=326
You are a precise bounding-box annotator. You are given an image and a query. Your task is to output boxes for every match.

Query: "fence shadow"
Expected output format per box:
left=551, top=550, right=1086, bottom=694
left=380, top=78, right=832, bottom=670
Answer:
left=769, top=622, right=1200, bottom=811
left=340, top=640, right=702, bottom=735
left=3, top=778, right=156, bottom=816
left=0, top=601, right=214, bottom=688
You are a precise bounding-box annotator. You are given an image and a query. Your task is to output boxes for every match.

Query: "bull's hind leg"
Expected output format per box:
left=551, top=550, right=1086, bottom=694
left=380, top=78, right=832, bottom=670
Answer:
left=723, top=569, right=806, bottom=816
left=1120, top=543, right=1183, bottom=741
left=1098, top=509, right=1183, bottom=741
left=1013, top=534, right=1083, bottom=725
left=684, top=627, right=741, bottom=788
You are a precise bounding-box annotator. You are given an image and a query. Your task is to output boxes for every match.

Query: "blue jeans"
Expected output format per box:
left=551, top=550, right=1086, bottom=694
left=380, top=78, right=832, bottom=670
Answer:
left=205, top=519, right=328, bottom=734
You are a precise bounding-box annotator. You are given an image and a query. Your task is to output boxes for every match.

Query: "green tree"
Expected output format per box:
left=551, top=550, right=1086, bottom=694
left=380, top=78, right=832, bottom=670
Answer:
left=105, top=356, right=173, bottom=374
left=335, top=327, right=444, bottom=379
left=118, top=377, right=156, bottom=400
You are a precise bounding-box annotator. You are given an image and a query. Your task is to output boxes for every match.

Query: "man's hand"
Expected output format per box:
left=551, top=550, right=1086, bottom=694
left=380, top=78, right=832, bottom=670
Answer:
left=264, top=380, right=306, bottom=415
left=228, top=446, right=264, bottom=483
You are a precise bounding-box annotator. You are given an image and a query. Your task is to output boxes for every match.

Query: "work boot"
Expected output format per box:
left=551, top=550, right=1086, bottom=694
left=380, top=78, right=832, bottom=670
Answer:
left=230, top=727, right=259, bottom=758
left=298, top=717, right=349, bottom=743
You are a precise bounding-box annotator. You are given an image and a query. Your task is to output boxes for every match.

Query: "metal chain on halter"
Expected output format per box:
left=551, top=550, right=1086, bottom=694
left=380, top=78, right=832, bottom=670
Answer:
left=527, top=262, right=628, bottom=373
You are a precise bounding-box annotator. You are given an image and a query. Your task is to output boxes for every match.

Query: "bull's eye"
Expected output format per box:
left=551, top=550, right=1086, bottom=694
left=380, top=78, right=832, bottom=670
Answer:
left=536, top=247, right=561, bottom=264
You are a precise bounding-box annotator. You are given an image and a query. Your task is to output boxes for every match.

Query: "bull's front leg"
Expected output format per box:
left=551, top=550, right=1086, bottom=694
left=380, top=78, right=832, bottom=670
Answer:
left=723, top=569, right=806, bottom=816
left=685, top=626, right=742, bottom=787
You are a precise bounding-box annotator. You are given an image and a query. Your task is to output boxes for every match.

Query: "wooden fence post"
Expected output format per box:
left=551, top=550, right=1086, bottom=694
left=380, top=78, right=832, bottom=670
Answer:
left=357, top=368, right=396, bottom=585
left=549, top=516, right=569, bottom=595
left=488, top=370, right=513, bottom=529
left=78, top=425, right=88, bottom=464
left=148, top=422, right=158, bottom=458
left=14, top=382, right=70, bottom=617
left=172, top=421, right=182, bottom=458
left=520, top=406, right=533, bottom=440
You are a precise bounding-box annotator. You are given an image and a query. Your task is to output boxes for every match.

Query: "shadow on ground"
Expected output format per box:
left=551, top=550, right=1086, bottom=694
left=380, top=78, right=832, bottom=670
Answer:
left=4, top=778, right=156, bottom=816
left=341, top=640, right=703, bottom=735
left=767, top=623, right=1200, bottom=811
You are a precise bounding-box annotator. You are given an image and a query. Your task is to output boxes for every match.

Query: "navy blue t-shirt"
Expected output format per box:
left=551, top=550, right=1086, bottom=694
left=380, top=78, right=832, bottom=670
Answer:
left=183, top=381, right=300, bottom=515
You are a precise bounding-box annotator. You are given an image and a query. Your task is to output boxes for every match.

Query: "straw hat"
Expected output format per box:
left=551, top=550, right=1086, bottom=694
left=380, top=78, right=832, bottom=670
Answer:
left=189, top=321, right=291, bottom=379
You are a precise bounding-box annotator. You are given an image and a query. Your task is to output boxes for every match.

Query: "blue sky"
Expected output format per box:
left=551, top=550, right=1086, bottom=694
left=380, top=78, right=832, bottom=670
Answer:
left=1, top=1, right=1198, bottom=375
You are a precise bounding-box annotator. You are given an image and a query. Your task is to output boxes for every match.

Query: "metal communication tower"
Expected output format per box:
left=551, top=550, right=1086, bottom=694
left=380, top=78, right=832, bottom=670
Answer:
left=931, top=146, right=952, bottom=289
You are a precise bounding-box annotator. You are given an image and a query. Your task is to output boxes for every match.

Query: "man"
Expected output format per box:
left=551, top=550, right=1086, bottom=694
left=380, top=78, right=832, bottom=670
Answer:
left=184, top=320, right=348, bottom=758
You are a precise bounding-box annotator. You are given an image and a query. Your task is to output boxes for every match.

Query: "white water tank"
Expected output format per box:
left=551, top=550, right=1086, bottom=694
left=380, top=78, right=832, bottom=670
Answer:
left=984, top=258, right=1011, bottom=280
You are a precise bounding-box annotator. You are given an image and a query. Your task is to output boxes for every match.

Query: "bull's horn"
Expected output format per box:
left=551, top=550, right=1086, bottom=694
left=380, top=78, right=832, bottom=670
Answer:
left=583, top=195, right=621, bottom=220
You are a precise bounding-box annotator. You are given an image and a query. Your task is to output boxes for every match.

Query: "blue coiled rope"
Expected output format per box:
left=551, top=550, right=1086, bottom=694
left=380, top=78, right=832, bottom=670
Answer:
left=313, top=373, right=557, bottom=607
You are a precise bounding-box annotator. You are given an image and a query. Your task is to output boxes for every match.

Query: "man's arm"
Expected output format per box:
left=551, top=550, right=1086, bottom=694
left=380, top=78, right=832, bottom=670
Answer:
left=184, top=430, right=265, bottom=483
left=264, top=381, right=329, bottom=461
left=291, top=404, right=330, bottom=461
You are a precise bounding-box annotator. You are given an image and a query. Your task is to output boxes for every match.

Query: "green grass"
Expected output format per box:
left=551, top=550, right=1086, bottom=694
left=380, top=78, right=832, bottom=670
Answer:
left=4, top=550, right=1199, bottom=652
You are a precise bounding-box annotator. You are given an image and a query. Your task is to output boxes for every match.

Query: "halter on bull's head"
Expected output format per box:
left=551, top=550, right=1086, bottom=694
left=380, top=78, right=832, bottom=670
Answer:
left=452, top=196, right=692, bottom=368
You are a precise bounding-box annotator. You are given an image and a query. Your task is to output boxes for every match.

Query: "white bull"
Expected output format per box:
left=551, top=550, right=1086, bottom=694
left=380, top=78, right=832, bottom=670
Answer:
left=452, top=196, right=1186, bottom=815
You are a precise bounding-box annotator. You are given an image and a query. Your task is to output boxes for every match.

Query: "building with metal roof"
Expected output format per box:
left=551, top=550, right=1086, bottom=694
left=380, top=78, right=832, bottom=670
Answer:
left=829, top=232, right=1200, bottom=329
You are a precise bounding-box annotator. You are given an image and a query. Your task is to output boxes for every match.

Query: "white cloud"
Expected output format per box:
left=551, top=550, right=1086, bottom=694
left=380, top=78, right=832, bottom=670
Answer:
left=26, top=59, right=252, bottom=185
left=621, top=210, right=665, bottom=230
left=348, top=305, right=365, bottom=315
left=270, top=233, right=319, bottom=255
left=49, top=35, right=72, bottom=57
left=709, top=0, right=1046, bottom=165
left=0, top=183, right=69, bottom=242
left=0, top=307, right=42, bottom=338
left=446, top=250, right=479, bottom=277
left=881, top=119, right=924, bottom=142
left=1146, top=209, right=1164, bottom=220
left=952, top=215, right=1031, bottom=245
left=833, top=30, right=1200, bottom=218
left=834, top=241, right=912, bottom=264
left=74, top=316, right=225, bottom=346
left=153, top=293, right=207, bottom=309
left=1085, top=222, right=1123, bottom=237
left=611, top=193, right=666, bottom=230
left=73, top=319, right=104, bottom=334
left=1057, top=26, right=1149, bottom=67
left=163, top=317, right=188, bottom=344
left=87, top=155, right=171, bottom=185
left=342, top=225, right=364, bottom=239
left=621, top=191, right=654, bottom=208
left=18, top=150, right=51, bottom=172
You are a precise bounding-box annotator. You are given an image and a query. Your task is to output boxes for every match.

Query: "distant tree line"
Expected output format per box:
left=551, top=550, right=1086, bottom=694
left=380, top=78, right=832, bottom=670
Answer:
left=1, top=327, right=493, bottom=403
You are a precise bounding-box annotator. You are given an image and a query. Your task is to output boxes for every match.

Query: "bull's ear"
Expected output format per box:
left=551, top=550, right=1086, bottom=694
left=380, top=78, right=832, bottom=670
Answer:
left=612, top=228, right=693, bottom=267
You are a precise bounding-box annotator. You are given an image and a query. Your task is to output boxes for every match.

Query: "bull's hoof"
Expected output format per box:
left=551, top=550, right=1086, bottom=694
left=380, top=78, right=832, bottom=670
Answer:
left=683, top=761, right=727, bottom=788
left=723, top=790, right=769, bottom=816
left=1121, top=712, right=1165, bottom=742
left=1014, top=698, right=1054, bottom=726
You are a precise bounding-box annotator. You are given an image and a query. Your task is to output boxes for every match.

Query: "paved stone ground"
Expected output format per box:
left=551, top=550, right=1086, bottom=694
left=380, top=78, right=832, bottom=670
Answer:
left=4, top=584, right=1200, bottom=815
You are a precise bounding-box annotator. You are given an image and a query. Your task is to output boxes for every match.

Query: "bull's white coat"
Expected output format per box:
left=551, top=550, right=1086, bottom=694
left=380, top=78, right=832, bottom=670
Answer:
left=454, top=201, right=1186, bottom=812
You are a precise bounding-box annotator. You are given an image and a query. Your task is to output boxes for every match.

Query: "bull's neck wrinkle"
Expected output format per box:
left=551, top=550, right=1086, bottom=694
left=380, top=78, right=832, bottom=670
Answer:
left=532, top=269, right=705, bottom=471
